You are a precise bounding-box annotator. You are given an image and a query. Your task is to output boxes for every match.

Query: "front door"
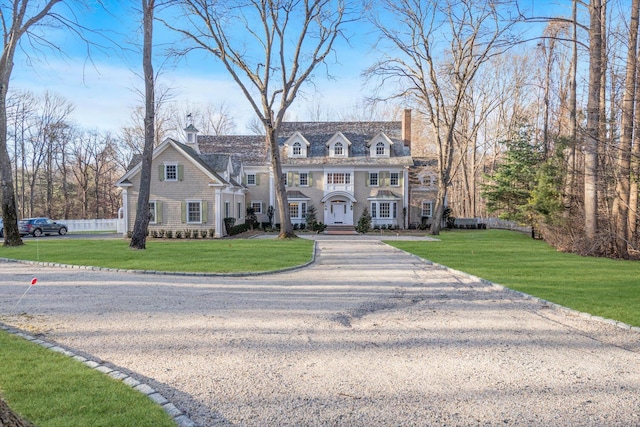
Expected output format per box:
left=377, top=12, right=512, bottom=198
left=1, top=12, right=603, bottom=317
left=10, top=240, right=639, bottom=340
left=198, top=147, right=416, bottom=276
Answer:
left=331, top=201, right=347, bottom=224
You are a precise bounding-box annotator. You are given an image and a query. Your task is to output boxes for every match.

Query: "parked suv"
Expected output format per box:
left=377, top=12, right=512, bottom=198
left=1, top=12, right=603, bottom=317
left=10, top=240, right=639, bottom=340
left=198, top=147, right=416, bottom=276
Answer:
left=19, top=218, right=68, bottom=237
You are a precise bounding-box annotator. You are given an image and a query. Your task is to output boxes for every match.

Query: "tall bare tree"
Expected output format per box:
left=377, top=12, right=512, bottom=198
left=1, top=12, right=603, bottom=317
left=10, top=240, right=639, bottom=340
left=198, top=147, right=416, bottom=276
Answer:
left=612, top=0, right=639, bottom=258
left=130, top=0, right=156, bottom=249
left=368, top=0, right=518, bottom=234
left=0, top=0, right=68, bottom=245
left=165, top=0, right=358, bottom=238
left=584, top=0, right=603, bottom=241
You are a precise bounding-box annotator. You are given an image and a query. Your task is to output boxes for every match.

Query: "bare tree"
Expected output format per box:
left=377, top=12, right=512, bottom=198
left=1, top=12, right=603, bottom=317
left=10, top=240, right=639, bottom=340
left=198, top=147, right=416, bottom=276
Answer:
left=165, top=0, right=359, bottom=238
left=130, top=0, right=157, bottom=249
left=368, top=0, right=518, bottom=234
left=0, top=0, right=72, bottom=245
left=584, top=0, right=603, bottom=242
left=612, top=0, right=639, bottom=258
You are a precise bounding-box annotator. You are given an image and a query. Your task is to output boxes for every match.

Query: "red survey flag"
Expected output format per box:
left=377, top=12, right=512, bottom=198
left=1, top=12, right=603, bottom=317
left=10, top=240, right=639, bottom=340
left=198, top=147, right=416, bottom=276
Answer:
left=31, top=278, right=37, bottom=285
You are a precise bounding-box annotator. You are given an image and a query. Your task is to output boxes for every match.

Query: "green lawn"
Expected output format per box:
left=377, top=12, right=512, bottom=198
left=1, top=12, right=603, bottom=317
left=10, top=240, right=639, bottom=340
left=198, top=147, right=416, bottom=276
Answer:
left=0, top=330, right=176, bottom=427
left=0, top=238, right=314, bottom=273
left=387, top=229, right=640, bottom=327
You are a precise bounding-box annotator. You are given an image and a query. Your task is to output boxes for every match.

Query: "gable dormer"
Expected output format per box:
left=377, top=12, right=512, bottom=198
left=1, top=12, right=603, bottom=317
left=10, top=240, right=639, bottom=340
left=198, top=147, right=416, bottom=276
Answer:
left=284, top=132, right=310, bottom=158
left=326, top=132, right=352, bottom=158
left=368, top=132, right=393, bottom=158
left=184, top=124, right=200, bottom=154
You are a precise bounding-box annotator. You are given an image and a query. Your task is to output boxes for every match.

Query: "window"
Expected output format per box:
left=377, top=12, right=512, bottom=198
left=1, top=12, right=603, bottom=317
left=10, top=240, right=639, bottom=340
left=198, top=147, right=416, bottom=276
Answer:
left=379, top=202, right=390, bottom=218
left=247, top=174, right=256, bottom=185
left=390, top=172, right=399, bottom=186
left=422, top=201, right=433, bottom=217
left=293, top=142, right=302, bottom=155
left=376, top=141, right=385, bottom=155
left=148, top=201, right=157, bottom=224
left=369, top=172, right=379, bottom=186
left=289, top=202, right=299, bottom=218
left=237, top=202, right=242, bottom=219
left=165, top=164, right=177, bottom=181
left=299, top=172, right=308, bottom=187
left=251, top=201, right=263, bottom=214
left=187, top=201, right=202, bottom=223
left=371, top=201, right=398, bottom=219
left=334, top=142, right=343, bottom=155
left=187, top=133, right=194, bottom=143
left=224, top=201, right=230, bottom=218
left=327, top=172, right=351, bottom=185
left=289, top=202, right=307, bottom=219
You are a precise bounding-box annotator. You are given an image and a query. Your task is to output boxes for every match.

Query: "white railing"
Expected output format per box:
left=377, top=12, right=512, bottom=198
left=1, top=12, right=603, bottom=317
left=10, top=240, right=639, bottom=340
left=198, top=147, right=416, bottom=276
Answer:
left=61, top=219, right=119, bottom=233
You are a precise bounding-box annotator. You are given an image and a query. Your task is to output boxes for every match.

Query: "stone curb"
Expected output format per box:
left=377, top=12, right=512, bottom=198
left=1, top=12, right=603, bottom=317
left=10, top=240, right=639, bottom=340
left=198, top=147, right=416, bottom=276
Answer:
left=0, top=240, right=317, bottom=278
left=388, top=243, right=640, bottom=334
left=0, top=322, right=198, bottom=427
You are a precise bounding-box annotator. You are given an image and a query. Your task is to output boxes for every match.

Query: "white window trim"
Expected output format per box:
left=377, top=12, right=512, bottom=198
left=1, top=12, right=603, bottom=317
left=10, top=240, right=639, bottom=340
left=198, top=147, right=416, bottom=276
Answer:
left=187, top=200, right=203, bottom=224
left=149, top=200, right=157, bottom=224
left=251, top=201, right=263, bottom=214
left=299, top=172, right=309, bottom=187
left=247, top=173, right=256, bottom=186
left=165, top=162, right=178, bottom=182
left=390, top=172, right=400, bottom=187
left=422, top=201, right=433, bottom=217
left=369, top=172, right=379, bottom=187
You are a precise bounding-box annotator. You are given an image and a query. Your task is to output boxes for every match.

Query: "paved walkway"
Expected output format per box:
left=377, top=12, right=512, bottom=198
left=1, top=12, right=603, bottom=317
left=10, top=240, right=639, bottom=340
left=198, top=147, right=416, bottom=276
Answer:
left=1, top=237, right=640, bottom=426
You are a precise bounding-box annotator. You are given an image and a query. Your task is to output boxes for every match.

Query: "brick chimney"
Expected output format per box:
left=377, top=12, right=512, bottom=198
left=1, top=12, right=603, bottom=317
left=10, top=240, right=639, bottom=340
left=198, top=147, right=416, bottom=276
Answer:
left=402, top=109, right=412, bottom=148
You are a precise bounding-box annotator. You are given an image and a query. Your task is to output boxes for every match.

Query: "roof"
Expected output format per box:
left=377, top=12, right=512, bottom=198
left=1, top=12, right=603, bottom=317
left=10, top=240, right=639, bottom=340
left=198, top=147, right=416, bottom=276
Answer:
left=197, top=135, right=268, bottom=166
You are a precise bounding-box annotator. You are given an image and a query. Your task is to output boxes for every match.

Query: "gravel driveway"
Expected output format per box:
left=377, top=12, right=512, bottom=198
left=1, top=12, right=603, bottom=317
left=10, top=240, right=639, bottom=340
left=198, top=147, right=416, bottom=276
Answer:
left=1, top=237, right=640, bottom=426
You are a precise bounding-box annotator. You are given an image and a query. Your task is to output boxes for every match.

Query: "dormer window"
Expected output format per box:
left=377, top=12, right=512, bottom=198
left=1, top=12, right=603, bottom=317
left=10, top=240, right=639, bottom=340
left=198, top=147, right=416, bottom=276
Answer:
left=368, top=133, right=393, bottom=157
left=334, top=142, right=344, bottom=156
left=293, top=142, right=302, bottom=155
left=284, top=132, right=310, bottom=157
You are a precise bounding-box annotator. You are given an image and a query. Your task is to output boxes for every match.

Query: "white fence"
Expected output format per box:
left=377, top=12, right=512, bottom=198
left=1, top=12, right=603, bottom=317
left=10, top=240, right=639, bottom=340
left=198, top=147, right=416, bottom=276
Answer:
left=61, top=219, right=119, bottom=233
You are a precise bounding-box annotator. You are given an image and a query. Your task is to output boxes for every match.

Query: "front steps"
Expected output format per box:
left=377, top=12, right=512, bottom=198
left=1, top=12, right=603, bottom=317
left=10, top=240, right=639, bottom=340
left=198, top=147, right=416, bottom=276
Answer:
left=323, top=225, right=358, bottom=235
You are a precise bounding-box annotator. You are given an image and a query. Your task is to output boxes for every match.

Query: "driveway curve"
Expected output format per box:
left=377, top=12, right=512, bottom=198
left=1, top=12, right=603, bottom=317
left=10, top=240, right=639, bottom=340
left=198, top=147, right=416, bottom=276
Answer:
left=1, top=237, right=640, bottom=426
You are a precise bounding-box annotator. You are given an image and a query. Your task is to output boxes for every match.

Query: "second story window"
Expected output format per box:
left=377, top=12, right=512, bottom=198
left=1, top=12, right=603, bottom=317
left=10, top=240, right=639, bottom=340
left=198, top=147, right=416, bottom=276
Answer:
left=299, top=172, right=308, bottom=186
left=390, top=172, right=399, bottom=186
left=369, top=172, right=379, bottom=186
left=247, top=173, right=256, bottom=185
left=165, top=164, right=177, bottom=181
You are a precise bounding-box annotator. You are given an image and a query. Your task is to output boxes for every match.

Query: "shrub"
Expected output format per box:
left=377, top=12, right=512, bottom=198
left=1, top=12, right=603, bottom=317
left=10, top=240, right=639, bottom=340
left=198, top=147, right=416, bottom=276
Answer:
left=293, top=223, right=299, bottom=230
left=224, top=217, right=236, bottom=235
left=183, top=229, right=192, bottom=239
left=165, top=230, right=173, bottom=238
left=126, top=231, right=133, bottom=238
left=175, top=230, right=183, bottom=239
left=201, top=229, right=208, bottom=238
left=312, top=222, right=327, bottom=233
left=246, top=207, right=258, bottom=230
left=261, top=222, right=271, bottom=230
left=356, top=208, right=372, bottom=233
left=150, top=230, right=158, bottom=238
left=208, top=228, right=215, bottom=238
left=158, top=229, right=166, bottom=238
left=228, top=222, right=251, bottom=236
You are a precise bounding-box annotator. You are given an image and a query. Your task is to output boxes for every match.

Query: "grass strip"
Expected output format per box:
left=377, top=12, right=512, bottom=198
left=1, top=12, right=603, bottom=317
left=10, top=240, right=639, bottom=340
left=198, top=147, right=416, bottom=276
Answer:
left=387, top=229, right=640, bottom=327
left=0, top=238, right=314, bottom=273
left=0, top=329, right=175, bottom=427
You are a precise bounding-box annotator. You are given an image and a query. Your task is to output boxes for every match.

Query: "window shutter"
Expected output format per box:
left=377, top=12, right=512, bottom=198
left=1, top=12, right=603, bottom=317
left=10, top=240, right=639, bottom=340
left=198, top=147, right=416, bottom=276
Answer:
left=399, top=174, right=403, bottom=187
left=243, top=175, right=247, bottom=185
left=385, top=172, right=390, bottom=186
left=256, top=174, right=261, bottom=185
left=158, top=165, right=164, bottom=181
left=157, top=201, right=163, bottom=224
left=365, top=172, right=370, bottom=187
left=178, top=165, right=184, bottom=181
left=308, top=172, right=313, bottom=186
left=181, top=202, right=186, bottom=223
left=202, top=201, right=208, bottom=223
left=287, top=172, right=293, bottom=187
left=294, top=172, right=299, bottom=187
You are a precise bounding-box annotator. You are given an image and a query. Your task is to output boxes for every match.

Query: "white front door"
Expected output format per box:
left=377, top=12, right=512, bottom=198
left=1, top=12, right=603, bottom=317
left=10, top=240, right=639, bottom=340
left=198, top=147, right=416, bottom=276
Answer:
left=330, top=201, right=347, bottom=224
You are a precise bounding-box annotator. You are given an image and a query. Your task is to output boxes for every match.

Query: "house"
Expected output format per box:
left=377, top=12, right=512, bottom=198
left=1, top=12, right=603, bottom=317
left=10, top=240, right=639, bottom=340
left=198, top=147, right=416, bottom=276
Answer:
left=115, top=110, right=439, bottom=236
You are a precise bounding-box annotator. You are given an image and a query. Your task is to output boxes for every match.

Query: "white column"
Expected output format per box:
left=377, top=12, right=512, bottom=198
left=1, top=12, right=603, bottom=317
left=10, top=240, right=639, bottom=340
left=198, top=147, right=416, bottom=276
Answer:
left=403, top=167, right=409, bottom=229
left=215, top=189, right=223, bottom=238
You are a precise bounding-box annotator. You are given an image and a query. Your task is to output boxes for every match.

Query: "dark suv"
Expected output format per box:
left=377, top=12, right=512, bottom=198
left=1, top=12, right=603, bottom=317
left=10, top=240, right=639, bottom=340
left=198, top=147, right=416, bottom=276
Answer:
left=19, top=218, right=68, bottom=237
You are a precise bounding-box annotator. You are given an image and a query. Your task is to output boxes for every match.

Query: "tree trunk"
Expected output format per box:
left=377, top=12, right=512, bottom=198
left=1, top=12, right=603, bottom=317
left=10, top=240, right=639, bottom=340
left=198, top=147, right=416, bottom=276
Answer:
left=130, top=0, right=156, bottom=250
left=584, top=0, right=603, bottom=241
left=265, top=125, right=294, bottom=238
left=613, top=0, right=639, bottom=258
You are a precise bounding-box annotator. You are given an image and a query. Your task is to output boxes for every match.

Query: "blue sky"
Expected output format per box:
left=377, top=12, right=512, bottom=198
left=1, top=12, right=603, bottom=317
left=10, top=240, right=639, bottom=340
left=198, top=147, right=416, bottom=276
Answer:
left=10, top=0, right=578, bottom=135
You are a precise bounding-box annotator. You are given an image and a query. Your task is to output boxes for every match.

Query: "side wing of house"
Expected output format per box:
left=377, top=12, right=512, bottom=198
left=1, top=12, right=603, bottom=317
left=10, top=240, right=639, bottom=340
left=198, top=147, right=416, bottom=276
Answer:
left=115, top=139, right=227, bottom=238
left=408, top=158, right=439, bottom=229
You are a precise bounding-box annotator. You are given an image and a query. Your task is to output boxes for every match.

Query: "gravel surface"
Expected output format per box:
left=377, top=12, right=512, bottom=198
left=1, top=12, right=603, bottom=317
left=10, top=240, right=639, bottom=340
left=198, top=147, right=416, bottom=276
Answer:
left=1, top=237, right=640, bottom=426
